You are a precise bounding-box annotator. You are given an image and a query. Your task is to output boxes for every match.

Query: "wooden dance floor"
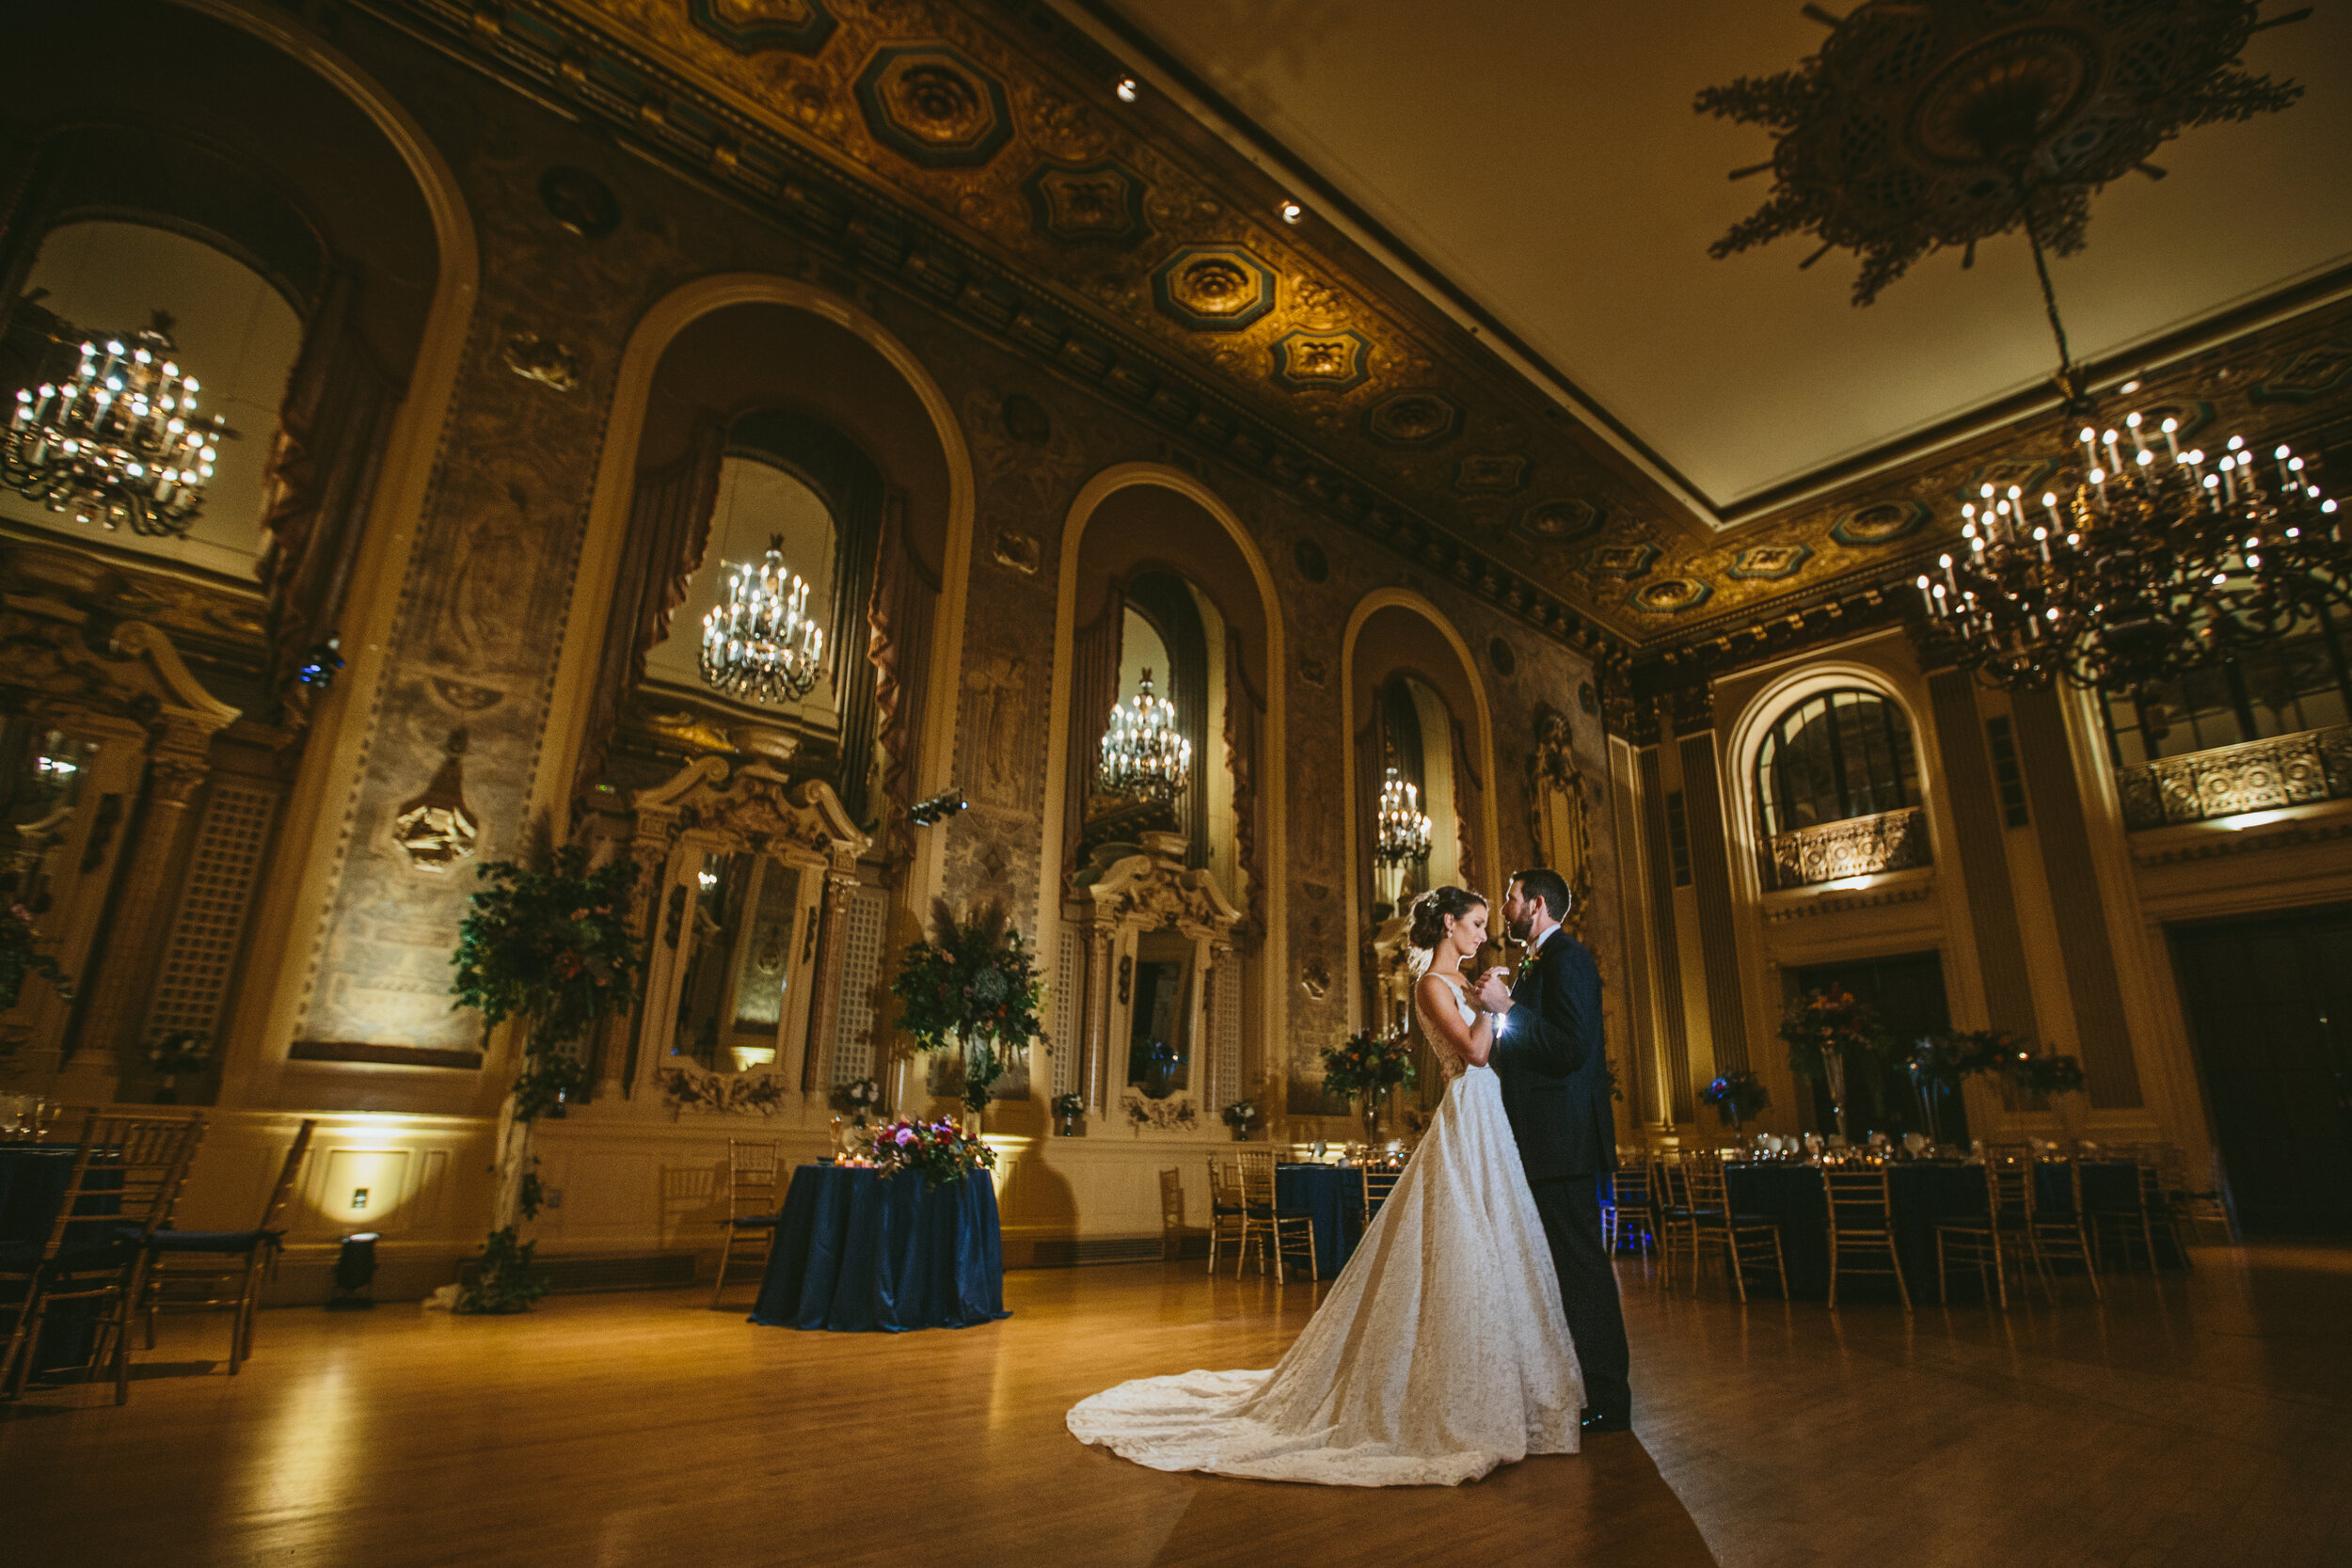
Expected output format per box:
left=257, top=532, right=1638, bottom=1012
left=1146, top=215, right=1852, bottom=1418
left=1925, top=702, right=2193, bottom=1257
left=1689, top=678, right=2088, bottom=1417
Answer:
left=4, top=1244, right=2347, bottom=1566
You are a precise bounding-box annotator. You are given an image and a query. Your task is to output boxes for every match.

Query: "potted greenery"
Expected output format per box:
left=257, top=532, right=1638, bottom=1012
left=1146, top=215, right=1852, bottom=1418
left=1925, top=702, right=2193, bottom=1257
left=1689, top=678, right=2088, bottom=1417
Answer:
left=1, top=903, right=72, bottom=1014
left=449, top=838, right=645, bottom=1313
left=1051, top=1091, right=1085, bottom=1136
left=888, top=899, right=1045, bottom=1130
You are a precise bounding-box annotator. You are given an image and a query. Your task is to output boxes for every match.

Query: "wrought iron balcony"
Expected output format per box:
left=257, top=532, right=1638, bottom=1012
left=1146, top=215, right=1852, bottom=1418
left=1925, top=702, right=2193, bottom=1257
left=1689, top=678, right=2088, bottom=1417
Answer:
left=1766, top=806, right=1931, bottom=891
left=2114, top=723, right=2352, bottom=831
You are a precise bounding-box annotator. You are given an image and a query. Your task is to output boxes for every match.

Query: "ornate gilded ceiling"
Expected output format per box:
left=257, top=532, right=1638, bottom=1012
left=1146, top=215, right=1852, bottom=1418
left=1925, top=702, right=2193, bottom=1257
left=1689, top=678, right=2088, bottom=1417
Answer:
left=377, top=0, right=2352, bottom=661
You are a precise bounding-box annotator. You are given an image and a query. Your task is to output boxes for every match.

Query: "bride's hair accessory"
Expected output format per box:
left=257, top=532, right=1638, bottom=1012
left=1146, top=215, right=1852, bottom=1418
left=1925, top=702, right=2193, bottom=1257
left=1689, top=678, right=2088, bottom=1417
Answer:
left=1406, top=886, right=1486, bottom=981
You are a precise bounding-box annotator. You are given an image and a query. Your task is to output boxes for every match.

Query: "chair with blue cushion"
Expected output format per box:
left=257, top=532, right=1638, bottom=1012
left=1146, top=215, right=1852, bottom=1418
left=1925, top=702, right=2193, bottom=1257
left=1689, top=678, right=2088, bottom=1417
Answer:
left=712, top=1139, right=782, bottom=1306
left=2, top=1110, right=206, bottom=1403
left=1204, top=1155, right=1246, bottom=1275
left=1235, top=1148, right=1316, bottom=1283
left=142, top=1119, right=316, bottom=1373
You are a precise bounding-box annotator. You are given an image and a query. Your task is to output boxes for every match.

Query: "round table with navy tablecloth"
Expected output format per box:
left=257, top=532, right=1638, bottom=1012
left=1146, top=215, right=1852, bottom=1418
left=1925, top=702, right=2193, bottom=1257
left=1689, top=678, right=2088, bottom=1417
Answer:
left=750, top=1164, right=1009, bottom=1333
left=0, top=1145, right=108, bottom=1373
left=1617, top=1159, right=2158, bottom=1300
left=1275, top=1164, right=1365, bottom=1276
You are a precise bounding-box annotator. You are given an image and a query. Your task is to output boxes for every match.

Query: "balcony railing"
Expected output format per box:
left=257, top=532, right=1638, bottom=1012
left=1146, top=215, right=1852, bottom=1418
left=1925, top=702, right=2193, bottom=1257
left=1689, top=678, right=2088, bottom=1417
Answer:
left=1766, top=806, right=1931, bottom=891
left=2114, top=722, right=2352, bottom=830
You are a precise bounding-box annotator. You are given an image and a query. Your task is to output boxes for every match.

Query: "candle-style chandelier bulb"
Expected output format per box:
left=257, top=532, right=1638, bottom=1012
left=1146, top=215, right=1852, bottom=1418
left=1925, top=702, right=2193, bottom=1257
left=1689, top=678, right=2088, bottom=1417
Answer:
left=1097, top=667, right=1190, bottom=802
left=1373, top=766, right=1432, bottom=869
left=1, top=318, right=227, bottom=537
left=699, top=532, right=826, bottom=704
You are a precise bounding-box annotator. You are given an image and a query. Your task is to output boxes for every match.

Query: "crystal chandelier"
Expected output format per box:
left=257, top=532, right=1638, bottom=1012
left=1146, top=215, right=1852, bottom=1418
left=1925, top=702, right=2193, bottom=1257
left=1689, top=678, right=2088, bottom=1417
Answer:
left=699, top=533, right=826, bottom=704
left=1097, top=667, right=1190, bottom=801
left=2, top=320, right=225, bottom=537
left=1373, top=765, right=1431, bottom=911
left=1918, top=422, right=2344, bottom=691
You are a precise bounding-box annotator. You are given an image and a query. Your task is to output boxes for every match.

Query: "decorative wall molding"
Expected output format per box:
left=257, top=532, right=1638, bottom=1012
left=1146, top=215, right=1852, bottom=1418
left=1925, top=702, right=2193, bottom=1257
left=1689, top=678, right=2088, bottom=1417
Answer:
left=1766, top=805, right=1932, bottom=891
left=2116, top=723, right=2352, bottom=831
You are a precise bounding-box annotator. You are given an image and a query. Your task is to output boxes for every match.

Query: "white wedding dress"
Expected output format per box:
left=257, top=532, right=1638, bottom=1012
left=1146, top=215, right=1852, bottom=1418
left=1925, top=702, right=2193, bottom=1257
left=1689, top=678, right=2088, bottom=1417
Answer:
left=1066, top=974, right=1582, bottom=1486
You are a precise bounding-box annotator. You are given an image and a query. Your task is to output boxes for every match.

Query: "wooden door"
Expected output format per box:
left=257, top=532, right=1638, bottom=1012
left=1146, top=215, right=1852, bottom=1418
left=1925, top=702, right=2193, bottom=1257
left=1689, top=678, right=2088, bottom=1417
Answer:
left=2169, top=911, right=2352, bottom=1237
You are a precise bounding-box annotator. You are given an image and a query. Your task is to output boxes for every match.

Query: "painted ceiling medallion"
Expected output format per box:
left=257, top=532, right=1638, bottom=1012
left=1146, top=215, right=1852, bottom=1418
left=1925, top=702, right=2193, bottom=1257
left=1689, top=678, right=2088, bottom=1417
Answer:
left=1515, top=498, right=1608, bottom=546
left=1829, top=499, right=1929, bottom=547
left=1363, top=389, right=1461, bottom=447
left=1025, top=160, right=1149, bottom=247
left=2251, top=344, right=2352, bottom=405
left=854, top=45, right=1012, bottom=168
left=1585, top=543, right=1661, bottom=579
left=1454, top=453, right=1528, bottom=495
left=1628, top=577, right=1713, bottom=615
left=690, top=0, right=835, bottom=55
left=1698, top=2, right=2304, bottom=305
left=1727, top=544, right=1811, bottom=581
left=1152, top=245, right=1277, bottom=332
left=1271, top=329, right=1371, bottom=393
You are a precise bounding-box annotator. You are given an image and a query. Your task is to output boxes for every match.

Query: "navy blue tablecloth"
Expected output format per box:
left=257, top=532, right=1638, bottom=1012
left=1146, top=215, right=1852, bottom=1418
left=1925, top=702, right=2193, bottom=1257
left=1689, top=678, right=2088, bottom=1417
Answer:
left=0, top=1146, right=106, bottom=1373
left=750, top=1164, right=1009, bottom=1333
left=1276, top=1164, right=1363, bottom=1276
left=1709, top=1160, right=2148, bottom=1299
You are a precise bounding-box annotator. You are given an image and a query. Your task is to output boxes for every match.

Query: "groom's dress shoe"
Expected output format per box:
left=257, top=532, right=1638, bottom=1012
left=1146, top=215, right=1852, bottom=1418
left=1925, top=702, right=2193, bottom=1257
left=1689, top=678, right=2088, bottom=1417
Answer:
left=1580, top=1410, right=1632, bottom=1433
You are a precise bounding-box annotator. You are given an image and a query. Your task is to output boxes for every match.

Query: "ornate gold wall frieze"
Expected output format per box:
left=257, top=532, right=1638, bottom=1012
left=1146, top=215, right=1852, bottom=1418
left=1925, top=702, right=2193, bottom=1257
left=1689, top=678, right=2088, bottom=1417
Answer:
left=1766, top=805, right=1931, bottom=891
left=1761, top=877, right=1935, bottom=923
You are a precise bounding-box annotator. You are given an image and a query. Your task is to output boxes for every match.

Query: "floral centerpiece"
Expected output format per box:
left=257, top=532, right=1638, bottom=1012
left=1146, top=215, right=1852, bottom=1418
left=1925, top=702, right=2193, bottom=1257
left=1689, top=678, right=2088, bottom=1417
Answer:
left=1221, top=1098, right=1257, bottom=1141
left=1781, top=985, right=1891, bottom=1141
left=2003, top=1050, right=2086, bottom=1097
left=1, top=903, right=73, bottom=1017
left=867, top=1116, right=998, bottom=1187
left=1700, top=1070, right=1770, bottom=1131
left=449, top=837, right=646, bottom=1313
left=145, top=1030, right=212, bottom=1103
left=837, top=1076, right=882, bottom=1123
left=1322, top=1025, right=1416, bottom=1146
left=1051, top=1091, right=1085, bottom=1136
left=888, top=899, right=1045, bottom=1122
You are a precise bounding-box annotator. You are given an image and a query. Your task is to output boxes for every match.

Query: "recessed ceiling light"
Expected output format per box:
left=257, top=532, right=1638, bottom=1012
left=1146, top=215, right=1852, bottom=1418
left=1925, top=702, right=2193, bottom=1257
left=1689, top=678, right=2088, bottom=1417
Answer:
left=1279, top=199, right=1303, bottom=224
left=2121, top=379, right=2141, bottom=393
left=1115, top=76, right=1138, bottom=103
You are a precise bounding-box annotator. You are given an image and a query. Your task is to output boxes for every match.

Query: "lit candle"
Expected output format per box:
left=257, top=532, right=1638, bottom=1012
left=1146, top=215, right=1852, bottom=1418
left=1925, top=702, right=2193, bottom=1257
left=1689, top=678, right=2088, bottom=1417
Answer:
left=2161, top=418, right=2181, bottom=460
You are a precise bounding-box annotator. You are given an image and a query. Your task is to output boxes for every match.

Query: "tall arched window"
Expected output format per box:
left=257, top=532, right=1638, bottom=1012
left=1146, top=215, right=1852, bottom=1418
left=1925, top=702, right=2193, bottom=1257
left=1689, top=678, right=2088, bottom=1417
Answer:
left=1755, top=689, right=1918, bottom=838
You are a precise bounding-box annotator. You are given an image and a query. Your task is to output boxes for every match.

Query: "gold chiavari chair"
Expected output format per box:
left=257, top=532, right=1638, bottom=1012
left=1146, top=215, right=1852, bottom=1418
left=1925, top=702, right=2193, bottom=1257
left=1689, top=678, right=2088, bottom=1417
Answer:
left=2026, top=1156, right=2103, bottom=1298
left=1934, top=1152, right=2038, bottom=1308
left=2153, top=1142, right=2210, bottom=1262
left=142, top=1119, right=316, bottom=1372
left=1205, top=1156, right=1247, bottom=1275
left=2084, top=1143, right=2163, bottom=1274
left=1360, top=1162, right=1405, bottom=1225
left=1653, top=1152, right=1698, bottom=1290
left=1822, top=1165, right=1910, bottom=1311
left=1234, top=1148, right=1317, bottom=1283
left=2, top=1111, right=206, bottom=1403
left=711, top=1140, right=783, bottom=1306
left=1682, top=1149, right=1788, bottom=1303
left=1604, top=1161, right=1657, bottom=1259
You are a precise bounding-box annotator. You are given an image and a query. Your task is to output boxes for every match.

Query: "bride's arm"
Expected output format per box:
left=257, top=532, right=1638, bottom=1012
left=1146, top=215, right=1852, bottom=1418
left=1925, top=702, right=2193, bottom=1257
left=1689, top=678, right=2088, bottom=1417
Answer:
left=1414, top=974, right=1495, bottom=1067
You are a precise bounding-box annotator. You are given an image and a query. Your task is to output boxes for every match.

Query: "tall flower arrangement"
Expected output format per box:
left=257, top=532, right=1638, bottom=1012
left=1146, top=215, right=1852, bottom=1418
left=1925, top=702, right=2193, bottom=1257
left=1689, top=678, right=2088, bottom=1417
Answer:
left=1781, top=985, right=1892, bottom=1140
left=888, top=899, right=1044, bottom=1118
left=1322, top=1025, right=1416, bottom=1144
left=449, top=837, right=646, bottom=1312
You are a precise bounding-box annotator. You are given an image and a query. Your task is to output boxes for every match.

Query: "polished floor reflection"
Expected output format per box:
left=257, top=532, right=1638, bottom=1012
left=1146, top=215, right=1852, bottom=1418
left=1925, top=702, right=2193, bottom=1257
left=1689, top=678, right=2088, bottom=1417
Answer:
left=3, top=1245, right=2345, bottom=1566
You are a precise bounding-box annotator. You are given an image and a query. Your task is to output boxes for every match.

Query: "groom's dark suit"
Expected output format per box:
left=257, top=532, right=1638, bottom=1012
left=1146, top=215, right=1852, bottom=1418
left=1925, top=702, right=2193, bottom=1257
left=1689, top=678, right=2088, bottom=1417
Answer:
left=1491, top=926, right=1632, bottom=1423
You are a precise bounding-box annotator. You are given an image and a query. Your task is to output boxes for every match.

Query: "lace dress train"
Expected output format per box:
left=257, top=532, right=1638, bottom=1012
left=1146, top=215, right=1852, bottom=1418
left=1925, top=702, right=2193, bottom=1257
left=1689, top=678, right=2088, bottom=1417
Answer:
left=1065, top=985, right=1582, bottom=1486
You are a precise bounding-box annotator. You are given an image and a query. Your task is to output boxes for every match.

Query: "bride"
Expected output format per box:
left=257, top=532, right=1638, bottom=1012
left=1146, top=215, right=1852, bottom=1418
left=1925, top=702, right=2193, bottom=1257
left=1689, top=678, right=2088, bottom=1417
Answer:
left=1066, top=886, right=1582, bottom=1486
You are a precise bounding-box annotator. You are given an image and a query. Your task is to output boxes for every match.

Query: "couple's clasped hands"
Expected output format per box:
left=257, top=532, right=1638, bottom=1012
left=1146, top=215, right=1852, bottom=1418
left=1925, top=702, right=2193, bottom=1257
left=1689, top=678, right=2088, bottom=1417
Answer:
left=1473, top=967, right=1515, bottom=1015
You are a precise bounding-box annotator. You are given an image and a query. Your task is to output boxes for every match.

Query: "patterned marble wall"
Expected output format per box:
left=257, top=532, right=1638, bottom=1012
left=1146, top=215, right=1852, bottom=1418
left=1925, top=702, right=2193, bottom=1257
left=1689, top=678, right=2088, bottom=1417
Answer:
left=282, top=8, right=1617, bottom=1107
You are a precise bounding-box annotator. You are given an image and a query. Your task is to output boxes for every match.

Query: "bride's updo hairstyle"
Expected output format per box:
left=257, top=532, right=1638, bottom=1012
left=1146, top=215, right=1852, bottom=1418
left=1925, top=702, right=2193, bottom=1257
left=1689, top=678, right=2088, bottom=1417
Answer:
left=1407, top=886, right=1486, bottom=953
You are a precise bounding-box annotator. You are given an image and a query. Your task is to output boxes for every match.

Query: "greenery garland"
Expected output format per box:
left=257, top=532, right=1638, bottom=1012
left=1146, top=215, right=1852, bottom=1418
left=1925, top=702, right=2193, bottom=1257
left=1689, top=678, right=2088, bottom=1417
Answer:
left=887, top=899, right=1045, bottom=1114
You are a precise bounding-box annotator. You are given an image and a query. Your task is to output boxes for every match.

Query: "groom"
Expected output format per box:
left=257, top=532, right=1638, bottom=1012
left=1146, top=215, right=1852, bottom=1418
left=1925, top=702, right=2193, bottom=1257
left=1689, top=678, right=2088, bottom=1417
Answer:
left=1478, top=868, right=1633, bottom=1433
